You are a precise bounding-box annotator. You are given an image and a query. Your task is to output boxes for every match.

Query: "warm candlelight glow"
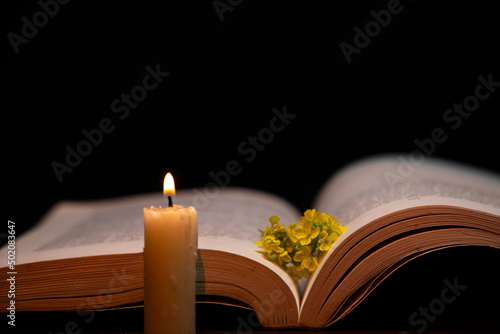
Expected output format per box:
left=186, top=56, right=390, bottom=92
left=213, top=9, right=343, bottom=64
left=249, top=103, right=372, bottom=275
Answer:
left=144, top=170, right=197, bottom=334
left=163, top=172, right=175, bottom=196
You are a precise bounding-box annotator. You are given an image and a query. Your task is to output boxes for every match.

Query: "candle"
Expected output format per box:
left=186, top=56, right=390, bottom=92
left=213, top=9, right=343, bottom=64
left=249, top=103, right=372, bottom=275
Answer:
left=144, top=172, right=198, bottom=334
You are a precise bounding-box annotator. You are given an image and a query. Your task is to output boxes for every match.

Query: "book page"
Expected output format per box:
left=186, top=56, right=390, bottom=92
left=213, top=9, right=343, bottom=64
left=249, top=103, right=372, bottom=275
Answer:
left=2, top=188, right=301, bottom=266
left=314, top=154, right=500, bottom=226
left=301, top=154, right=500, bottom=310
left=1, top=187, right=302, bottom=316
left=311, top=154, right=500, bottom=269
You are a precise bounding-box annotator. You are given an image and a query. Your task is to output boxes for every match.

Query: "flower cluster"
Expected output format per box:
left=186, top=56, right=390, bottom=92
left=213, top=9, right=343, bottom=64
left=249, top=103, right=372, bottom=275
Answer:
left=255, top=209, right=346, bottom=281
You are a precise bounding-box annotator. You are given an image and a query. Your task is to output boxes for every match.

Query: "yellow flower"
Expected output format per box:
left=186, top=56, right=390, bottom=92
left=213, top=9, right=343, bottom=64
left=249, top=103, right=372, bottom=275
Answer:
left=293, top=246, right=311, bottom=262
left=256, top=209, right=346, bottom=282
left=279, top=251, right=291, bottom=264
left=284, top=240, right=294, bottom=253
left=286, top=222, right=299, bottom=243
left=319, top=233, right=338, bottom=252
left=263, top=226, right=276, bottom=240
left=318, top=241, right=330, bottom=252
left=269, top=215, right=280, bottom=226
left=263, top=239, right=284, bottom=253
left=301, top=256, right=319, bottom=272
left=302, top=209, right=316, bottom=221
left=299, top=227, right=320, bottom=245
left=255, top=240, right=266, bottom=248
left=295, top=215, right=320, bottom=246
left=331, top=225, right=346, bottom=236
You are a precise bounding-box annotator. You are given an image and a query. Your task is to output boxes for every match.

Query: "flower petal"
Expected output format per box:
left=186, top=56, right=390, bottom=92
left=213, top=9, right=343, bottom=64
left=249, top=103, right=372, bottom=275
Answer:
left=264, top=240, right=273, bottom=253
left=279, top=251, right=291, bottom=263
left=310, top=227, right=320, bottom=239
left=295, top=228, right=308, bottom=239
left=301, top=257, right=312, bottom=270
left=287, top=229, right=298, bottom=243
left=293, top=250, right=305, bottom=262
left=308, top=257, right=319, bottom=271
left=300, top=235, right=311, bottom=246
left=269, top=215, right=280, bottom=225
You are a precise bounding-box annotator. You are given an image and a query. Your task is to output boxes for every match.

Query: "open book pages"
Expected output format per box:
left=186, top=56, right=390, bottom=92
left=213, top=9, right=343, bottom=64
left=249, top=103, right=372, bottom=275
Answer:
left=314, top=155, right=500, bottom=225
left=312, top=155, right=500, bottom=274
left=299, top=155, right=500, bottom=324
left=2, top=154, right=499, bottom=328
left=3, top=187, right=302, bottom=310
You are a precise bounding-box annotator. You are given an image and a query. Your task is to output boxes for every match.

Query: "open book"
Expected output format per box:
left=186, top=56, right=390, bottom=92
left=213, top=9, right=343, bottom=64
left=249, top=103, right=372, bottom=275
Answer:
left=2, top=154, right=500, bottom=329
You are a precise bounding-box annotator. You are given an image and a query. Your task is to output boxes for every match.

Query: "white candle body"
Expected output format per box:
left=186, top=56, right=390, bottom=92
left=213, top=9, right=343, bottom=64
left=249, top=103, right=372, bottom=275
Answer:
left=144, top=205, right=198, bottom=334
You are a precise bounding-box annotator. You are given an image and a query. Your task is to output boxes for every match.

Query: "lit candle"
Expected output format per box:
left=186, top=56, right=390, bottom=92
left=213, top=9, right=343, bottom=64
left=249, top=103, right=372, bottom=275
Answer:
left=144, top=172, right=198, bottom=334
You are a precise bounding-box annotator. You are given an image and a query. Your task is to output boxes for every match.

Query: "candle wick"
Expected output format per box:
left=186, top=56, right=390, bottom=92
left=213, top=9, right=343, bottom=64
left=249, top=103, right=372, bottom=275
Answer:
left=168, top=196, right=173, bottom=208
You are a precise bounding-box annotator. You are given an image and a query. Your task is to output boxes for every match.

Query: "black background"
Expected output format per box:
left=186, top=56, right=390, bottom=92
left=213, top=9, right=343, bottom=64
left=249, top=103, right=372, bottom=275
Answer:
left=3, top=0, right=500, bottom=332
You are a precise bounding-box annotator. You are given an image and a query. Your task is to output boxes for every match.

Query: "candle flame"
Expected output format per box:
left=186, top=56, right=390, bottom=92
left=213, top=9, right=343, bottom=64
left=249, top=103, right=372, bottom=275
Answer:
left=163, top=172, right=175, bottom=196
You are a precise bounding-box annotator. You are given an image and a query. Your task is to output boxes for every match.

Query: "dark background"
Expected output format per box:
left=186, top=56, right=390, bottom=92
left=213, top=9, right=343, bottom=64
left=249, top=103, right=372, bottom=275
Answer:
left=3, top=0, right=500, bottom=332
